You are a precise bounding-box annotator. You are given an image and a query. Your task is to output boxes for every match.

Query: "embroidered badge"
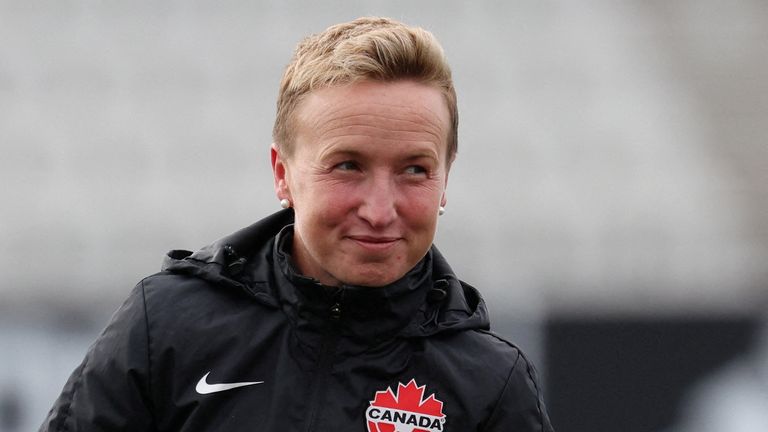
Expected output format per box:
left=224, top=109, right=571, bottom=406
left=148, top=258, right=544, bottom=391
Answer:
left=366, top=379, right=446, bottom=432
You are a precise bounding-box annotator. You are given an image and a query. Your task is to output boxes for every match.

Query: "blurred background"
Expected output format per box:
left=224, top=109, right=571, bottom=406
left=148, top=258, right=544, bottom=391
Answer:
left=1, top=1, right=767, bottom=431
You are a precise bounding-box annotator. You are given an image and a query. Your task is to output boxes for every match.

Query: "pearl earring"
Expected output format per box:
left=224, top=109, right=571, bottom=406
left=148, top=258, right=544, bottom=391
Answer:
left=438, top=206, right=446, bottom=216
left=280, top=198, right=291, bottom=209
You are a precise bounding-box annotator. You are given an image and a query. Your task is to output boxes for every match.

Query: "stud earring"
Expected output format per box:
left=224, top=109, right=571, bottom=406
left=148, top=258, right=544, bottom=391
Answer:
left=438, top=206, right=446, bottom=216
left=280, top=198, right=291, bottom=209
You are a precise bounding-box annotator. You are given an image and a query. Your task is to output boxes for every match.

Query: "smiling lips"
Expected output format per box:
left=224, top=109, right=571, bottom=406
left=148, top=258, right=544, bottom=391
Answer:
left=348, top=235, right=401, bottom=251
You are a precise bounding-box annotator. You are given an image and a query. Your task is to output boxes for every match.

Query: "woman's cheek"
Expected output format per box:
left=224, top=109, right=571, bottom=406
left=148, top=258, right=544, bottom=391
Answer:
left=321, top=184, right=360, bottom=215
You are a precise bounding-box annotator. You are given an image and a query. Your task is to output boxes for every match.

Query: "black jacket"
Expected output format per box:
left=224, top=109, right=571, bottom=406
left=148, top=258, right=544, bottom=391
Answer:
left=41, top=210, right=553, bottom=431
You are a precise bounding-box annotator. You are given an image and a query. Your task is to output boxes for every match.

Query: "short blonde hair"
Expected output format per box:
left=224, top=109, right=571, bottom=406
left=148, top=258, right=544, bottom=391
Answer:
left=273, top=17, right=458, bottom=160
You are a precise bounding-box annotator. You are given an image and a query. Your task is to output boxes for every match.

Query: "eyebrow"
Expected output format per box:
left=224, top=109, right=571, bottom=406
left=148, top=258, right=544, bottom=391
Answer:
left=401, top=152, right=439, bottom=162
left=318, top=148, right=362, bottom=160
left=320, top=147, right=439, bottom=162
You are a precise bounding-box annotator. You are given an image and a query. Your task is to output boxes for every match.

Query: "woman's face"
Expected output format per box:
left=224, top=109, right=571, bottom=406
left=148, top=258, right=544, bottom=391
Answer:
left=272, top=80, right=451, bottom=287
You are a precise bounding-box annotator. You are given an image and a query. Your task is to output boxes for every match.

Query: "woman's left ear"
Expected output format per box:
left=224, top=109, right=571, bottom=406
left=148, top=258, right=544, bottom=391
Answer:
left=441, top=169, right=449, bottom=208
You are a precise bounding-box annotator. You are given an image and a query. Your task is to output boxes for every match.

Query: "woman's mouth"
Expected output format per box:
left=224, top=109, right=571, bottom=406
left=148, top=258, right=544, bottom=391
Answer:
left=347, top=235, right=401, bottom=251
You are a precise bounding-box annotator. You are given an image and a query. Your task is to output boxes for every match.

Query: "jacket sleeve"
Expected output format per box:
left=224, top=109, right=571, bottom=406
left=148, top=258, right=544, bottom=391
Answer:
left=39, top=281, right=156, bottom=432
left=481, top=350, right=555, bottom=432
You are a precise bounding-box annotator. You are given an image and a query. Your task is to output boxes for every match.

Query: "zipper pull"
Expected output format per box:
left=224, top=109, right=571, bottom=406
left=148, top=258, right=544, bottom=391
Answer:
left=329, top=303, right=341, bottom=321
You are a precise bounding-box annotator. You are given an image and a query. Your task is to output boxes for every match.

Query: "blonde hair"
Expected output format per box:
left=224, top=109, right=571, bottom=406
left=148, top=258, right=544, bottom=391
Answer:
left=273, top=17, right=458, bottom=160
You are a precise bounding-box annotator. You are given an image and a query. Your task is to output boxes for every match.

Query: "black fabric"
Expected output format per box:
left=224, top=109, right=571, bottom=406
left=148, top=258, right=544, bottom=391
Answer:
left=40, top=209, right=553, bottom=432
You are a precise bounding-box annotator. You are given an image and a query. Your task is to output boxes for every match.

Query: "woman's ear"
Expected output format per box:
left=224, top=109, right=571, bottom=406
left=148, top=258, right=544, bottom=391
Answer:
left=271, top=144, right=290, bottom=200
left=441, top=164, right=450, bottom=208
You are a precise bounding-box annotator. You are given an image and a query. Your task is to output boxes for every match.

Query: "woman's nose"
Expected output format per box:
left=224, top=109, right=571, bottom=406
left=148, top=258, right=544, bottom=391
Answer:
left=357, top=176, right=397, bottom=228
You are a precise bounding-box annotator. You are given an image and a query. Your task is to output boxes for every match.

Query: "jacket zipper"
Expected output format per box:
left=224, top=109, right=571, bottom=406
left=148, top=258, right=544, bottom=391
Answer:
left=303, top=301, right=341, bottom=432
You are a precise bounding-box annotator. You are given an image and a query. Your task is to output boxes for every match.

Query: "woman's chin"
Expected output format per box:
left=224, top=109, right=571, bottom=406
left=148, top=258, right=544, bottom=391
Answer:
left=336, top=265, right=407, bottom=288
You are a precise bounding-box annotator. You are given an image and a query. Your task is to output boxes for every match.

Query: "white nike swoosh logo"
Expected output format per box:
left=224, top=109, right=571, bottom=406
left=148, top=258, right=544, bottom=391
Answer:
left=195, top=371, right=264, bottom=395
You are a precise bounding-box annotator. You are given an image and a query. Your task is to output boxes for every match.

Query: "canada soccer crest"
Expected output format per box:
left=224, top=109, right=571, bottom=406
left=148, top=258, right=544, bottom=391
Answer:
left=366, top=379, right=446, bottom=432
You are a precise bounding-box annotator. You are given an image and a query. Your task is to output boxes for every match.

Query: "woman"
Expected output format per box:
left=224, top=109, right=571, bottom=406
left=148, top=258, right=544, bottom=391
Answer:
left=42, top=17, right=553, bottom=432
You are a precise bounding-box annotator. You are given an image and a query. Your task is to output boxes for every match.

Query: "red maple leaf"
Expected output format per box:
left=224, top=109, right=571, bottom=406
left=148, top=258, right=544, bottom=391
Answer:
left=367, top=379, right=445, bottom=432
left=372, top=380, right=444, bottom=416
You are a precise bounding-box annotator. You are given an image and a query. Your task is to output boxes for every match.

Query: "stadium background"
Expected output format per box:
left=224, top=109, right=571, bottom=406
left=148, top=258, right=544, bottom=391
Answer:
left=1, top=1, right=767, bottom=431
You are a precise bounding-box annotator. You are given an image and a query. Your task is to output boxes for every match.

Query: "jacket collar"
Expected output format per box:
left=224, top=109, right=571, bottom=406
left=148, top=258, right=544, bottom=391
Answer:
left=161, top=209, right=490, bottom=341
left=272, top=225, right=434, bottom=341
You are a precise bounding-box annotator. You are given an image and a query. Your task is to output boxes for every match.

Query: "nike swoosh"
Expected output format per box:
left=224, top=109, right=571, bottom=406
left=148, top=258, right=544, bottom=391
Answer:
left=195, top=371, right=264, bottom=395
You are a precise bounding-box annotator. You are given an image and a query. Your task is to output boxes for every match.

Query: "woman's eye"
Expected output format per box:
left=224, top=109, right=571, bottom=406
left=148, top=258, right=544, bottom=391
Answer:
left=335, top=161, right=358, bottom=171
left=404, top=165, right=427, bottom=175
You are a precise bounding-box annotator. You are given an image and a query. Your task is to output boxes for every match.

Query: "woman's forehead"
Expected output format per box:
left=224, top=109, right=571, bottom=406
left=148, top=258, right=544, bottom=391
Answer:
left=292, top=81, right=451, bottom=155
left=299, top=81, right=449, bottom=125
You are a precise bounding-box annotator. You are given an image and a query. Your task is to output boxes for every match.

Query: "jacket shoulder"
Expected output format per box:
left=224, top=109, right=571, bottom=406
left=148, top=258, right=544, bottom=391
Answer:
left=40, top=282, right=155, bottom=431
left=470, top=330, right=554, bottom=431
left=420, top=329, right=553, bottom=431
left=137, top=272, right=280, bottom=348
left=140, top=270, right=278, bottom=310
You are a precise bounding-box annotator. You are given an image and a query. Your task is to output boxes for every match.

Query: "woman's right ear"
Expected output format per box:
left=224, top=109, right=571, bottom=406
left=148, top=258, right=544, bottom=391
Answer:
left=271, top=144, right=290, bottom=200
